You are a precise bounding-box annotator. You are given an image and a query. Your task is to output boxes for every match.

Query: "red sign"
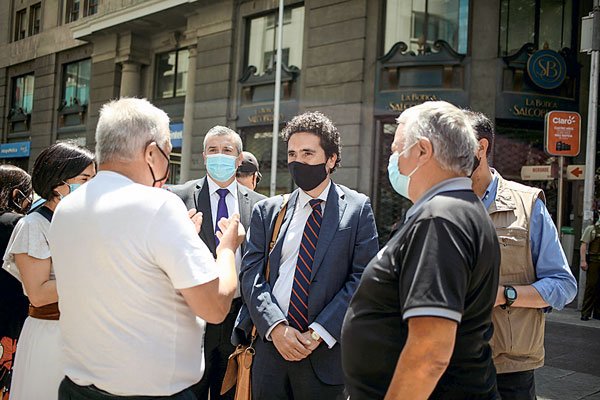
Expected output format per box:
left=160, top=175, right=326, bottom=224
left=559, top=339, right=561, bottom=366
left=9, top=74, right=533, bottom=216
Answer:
left=544, top=111, right=581, bottom=157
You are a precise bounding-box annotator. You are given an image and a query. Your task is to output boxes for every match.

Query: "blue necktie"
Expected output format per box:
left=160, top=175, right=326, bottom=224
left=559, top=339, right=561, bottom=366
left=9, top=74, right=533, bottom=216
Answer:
left=215, top=188, right=229, bottom=246
left=288, top=199, right=322, bottom=332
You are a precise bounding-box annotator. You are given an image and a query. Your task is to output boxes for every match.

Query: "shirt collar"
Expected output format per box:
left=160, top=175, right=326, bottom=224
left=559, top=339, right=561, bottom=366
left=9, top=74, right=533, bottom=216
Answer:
left=405, top=177, right=473, bottom=221
left=481, top=168, right=499, bottom=210
left=297, top=180, right=332, bottom=210
left=207, top=175, right=238, bottom=198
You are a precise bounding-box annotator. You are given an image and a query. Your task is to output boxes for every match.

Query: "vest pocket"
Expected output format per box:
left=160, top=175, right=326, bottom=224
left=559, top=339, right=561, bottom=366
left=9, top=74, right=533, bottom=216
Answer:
left=496, top=227, right=534, bottom=285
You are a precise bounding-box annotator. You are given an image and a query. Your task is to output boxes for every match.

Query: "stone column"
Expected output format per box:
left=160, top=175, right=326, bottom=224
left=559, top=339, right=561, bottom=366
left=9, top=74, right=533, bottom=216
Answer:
left=180, top=45, right=197, bottom=183
left=119, top=61, right=141, bottom=98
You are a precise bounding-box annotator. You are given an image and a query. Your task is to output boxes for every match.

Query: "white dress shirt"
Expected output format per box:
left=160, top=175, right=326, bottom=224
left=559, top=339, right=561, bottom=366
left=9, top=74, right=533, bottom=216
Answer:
left=267, top=181, right=336, bottom=348
left=206, top=176, right=242, bottom=297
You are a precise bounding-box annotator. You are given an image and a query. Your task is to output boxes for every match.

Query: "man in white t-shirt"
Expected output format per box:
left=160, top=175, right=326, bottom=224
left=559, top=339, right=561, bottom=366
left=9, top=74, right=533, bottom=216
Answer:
left=50, top=98, right=243, bottom=399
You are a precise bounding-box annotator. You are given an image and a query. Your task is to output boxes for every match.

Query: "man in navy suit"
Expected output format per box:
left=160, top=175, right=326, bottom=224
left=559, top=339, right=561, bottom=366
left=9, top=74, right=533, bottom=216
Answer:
left=234, top=111, right=379, bottom=399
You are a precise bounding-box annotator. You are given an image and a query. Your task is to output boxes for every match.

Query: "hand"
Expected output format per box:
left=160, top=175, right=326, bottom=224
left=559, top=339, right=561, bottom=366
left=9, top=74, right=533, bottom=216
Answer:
left=271, top=323, right=312, bottom=361
left=216, top=214, right=246, bottom=252
left=581, top=262, right=588, bottom=271
left=188, top=209, right=203, bottom=234
left=300, top=330, right=322, bottom=351
left=494, top=286, right=504, bottom=307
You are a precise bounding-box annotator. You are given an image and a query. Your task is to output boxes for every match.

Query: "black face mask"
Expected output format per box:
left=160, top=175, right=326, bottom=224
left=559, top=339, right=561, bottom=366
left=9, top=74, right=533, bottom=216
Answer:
left=148, top=144, right=170, bottom=187
left=288, top=162, right=328, bottom=192
left=469, top=156, right=481, bottom=178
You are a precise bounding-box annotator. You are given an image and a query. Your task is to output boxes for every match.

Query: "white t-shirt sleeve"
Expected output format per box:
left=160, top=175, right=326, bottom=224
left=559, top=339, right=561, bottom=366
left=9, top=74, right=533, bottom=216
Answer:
left=147, top=195, right=219, bottom=289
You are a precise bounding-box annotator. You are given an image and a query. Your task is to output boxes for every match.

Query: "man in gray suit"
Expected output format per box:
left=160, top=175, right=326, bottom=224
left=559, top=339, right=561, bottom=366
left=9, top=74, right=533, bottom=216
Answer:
left=169, top=126, right=265, bottom=400
left=234, top=112, right=379, bottom=399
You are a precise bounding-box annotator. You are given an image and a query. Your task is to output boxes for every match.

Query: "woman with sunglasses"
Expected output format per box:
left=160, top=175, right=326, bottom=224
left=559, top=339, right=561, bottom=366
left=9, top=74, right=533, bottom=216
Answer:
left=2, top=143, right=95, bottom=399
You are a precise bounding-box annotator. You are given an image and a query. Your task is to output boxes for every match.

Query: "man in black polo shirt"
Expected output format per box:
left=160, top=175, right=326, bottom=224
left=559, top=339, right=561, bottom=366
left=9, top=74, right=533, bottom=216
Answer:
left=342, top=101, right=500, bottom=400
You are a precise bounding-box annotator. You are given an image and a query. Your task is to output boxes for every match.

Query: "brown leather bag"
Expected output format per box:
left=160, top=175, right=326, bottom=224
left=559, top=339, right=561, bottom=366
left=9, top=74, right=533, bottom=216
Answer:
left=221, top=194, right=290, bottom=400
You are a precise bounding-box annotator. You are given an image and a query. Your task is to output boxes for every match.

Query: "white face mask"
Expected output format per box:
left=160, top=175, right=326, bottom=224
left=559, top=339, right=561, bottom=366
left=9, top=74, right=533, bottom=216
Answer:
left=387, top=142, right=420, bottom=200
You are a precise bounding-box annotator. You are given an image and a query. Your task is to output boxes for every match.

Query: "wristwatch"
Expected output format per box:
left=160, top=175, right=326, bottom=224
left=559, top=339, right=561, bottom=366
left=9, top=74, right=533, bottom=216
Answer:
left=501, top=285, right=517, bottom=309
left=310, top=330, right=321, bottom=342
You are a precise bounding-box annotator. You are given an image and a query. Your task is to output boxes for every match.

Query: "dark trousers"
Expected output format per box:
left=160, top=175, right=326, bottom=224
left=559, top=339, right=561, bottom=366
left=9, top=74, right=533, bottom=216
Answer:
left=582, top=261, right=600, bottom=318
left=496, top=370, right=536, bottom=400
left=251, top=339, right=345, bottom=400
left=191, top=298, right=242, bottom=400
left=58, top=377, right=196, bottom=399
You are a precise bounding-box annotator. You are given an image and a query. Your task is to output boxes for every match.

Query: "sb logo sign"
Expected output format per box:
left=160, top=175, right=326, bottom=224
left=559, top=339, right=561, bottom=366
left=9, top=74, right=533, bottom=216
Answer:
left=527, top=50, right=567, bottom=90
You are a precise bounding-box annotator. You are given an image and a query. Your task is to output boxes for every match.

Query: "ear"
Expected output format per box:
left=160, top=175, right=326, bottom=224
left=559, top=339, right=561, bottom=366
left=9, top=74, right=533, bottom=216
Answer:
left=202, top=152, right=207, bottom=165
left=235, top=152, right=243, bottom=168
left=11, top=189, right=19, bottom=201
left=416, top=138, right=433, bottom=163
left=326, top=153, right=338, bottom=172
left=145, top=142, right=156, bottom=164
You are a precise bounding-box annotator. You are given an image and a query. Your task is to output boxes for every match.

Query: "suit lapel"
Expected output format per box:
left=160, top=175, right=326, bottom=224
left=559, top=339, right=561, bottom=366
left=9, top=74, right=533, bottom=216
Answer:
left=237, top=184, right=252, bottom=230
left=269, top=190, right=300, bottom=285
left=196, top=178, right=217, bottom=255
left=311, top=184, right=346, bottom=280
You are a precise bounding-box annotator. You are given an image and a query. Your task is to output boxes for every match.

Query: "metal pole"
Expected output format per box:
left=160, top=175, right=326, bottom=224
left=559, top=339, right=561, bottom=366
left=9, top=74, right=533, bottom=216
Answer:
left=579, top=3, right=600, bottom=308
left=270, top=0, right=284, bottom=197
left=579, top=49, right=599, bottom=308
left=557, top=156, right=564, bottom=233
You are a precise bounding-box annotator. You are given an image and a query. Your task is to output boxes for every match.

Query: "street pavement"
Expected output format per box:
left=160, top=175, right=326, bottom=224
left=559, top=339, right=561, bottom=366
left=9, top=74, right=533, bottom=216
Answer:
left=537, top=306, right=600, bottom=400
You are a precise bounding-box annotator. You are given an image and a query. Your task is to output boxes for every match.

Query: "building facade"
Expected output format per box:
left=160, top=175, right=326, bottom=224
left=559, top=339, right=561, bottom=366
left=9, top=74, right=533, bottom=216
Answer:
left=0, top=0, right=595, bottom=245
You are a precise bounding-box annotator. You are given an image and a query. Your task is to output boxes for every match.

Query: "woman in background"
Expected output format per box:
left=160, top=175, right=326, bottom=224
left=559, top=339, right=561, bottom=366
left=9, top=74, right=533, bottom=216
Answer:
left=0, top=165, right=32, bottom=400
left=2, top=143, right=95, bottom=400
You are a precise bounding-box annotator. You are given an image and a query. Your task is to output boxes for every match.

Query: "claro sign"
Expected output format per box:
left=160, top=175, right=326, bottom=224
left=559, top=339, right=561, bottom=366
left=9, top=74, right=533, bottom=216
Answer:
left=544, top=111, right=581, bottom=157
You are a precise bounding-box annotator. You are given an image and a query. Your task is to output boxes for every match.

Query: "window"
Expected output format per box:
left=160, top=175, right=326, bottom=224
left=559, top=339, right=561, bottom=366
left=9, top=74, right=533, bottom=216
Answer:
left=84, top=0, right=98, bottom=17
left=384, top=0, right=469, bottom=55
left=66, top=0, right=80, bottom=23
left=246, top=6, right=305, bottom=76
left=12, top=74, right=35, bottom=114
left=29, top=3, right=41, bottom=36
left=14, top=9, right=27, bottom=41
left=155, top=49, right=189, bottom=99
left=499, top=0, right=572, bottom=56
left=62, top=59, right=91, bottom=107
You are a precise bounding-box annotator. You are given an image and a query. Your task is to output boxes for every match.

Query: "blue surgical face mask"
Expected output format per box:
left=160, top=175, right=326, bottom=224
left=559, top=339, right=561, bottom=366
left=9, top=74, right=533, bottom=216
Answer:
left=68, top=183, right=81, bottom=193
left=387, top=142, right=420, bottom=200
left=206, top=154, right=237, bottom=182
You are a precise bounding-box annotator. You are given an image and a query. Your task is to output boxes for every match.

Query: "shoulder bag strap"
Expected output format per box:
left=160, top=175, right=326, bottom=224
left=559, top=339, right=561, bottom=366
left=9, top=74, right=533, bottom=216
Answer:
left=250, top=193, right=290, bottom=339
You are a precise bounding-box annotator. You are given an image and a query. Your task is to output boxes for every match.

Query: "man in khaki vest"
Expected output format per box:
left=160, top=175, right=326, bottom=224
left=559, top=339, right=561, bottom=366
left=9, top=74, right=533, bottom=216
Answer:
left=467, top=111, right=577, bottom=400
left=579, top=218, right=600, bottom=321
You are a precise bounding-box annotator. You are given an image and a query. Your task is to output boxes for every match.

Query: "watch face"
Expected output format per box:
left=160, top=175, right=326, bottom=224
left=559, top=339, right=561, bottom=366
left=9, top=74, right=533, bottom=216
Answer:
left=506, top=287, right=517, bottom=300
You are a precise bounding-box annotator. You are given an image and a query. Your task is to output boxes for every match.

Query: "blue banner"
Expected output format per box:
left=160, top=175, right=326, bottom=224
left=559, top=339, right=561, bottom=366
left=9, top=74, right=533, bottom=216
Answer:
left=0, top=141, right=31, bottom=158
left=170, top=123, right=183, bottom=148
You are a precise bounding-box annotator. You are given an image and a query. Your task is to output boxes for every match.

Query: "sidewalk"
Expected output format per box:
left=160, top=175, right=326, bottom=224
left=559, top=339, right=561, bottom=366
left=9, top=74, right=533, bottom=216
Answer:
left=537, top=307, right=600, bottom=400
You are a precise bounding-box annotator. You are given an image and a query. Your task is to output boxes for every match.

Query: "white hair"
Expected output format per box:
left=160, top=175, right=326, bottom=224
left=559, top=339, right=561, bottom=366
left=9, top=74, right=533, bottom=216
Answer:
left=203, top=126, right=243, bottom=154
left=396, top=101, right=478, bottom=175
left=95, top=98, right=171, bottom=164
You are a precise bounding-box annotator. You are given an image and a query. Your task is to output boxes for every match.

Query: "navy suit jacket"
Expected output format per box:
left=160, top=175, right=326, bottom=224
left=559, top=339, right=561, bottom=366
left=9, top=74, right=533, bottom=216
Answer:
left=233, top=182, right=379, bottom=385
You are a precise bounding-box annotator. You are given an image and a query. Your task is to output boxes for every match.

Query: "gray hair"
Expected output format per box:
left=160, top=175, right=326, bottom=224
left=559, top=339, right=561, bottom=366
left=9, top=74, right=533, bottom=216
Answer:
left=203, top=126, right=243, bottom=154
left=95, top=98, right=171, bottom=164
left=396, top=101, right=478, bottom=175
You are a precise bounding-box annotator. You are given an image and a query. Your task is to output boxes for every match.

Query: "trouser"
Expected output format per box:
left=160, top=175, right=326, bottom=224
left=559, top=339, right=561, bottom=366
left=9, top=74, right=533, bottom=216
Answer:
left=251, top=339, right=345, bottom=400
left=191, top=298, right=242, bottom=400
left=582, top=260, right=600, bottom=318
left=58, top=377, right=196, bottom=399
left=496, top=370, right=536, bottom=400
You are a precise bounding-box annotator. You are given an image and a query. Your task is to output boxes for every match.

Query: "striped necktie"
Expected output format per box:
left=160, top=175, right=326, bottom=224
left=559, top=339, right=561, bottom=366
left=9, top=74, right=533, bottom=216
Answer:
left=288, top=199, right=323, bottom=332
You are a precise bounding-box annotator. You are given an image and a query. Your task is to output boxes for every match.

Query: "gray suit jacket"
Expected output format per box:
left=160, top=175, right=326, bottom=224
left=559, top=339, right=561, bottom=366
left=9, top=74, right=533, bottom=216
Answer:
left=233, top=183, right=379, bottom=385
left=168, top=177, right=266, bottom=257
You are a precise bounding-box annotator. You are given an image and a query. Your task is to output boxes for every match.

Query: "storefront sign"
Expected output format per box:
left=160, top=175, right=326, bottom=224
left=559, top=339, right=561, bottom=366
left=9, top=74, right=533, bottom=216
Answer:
left=527, top=50, right=567, bottom=90
left=496, top=93, right=577, bottom=121
left=246, top=108, right=283, bottom=124
left=566, top=164, right=585, bottom=180
left=521, top=165, right=554, bottom=180
left=0, top=141, right=31, bottom=158
left=237, top=102, right=298, bottom=128
left=170, top=123, right=183, bottom=148
left=375, top=91, right=468, bottom=116
left=544, top=111, right=581, bottom=157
